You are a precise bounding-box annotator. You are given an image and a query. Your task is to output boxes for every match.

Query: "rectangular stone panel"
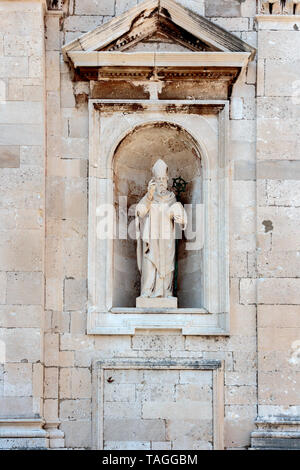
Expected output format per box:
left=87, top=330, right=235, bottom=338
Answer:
left=96, top=363, right=221, bottom=450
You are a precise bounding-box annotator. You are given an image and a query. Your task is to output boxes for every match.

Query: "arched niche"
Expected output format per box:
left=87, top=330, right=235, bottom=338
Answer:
left=112, top=122, right=203, bottom=308
left=87, top=100, right=229, bottom=335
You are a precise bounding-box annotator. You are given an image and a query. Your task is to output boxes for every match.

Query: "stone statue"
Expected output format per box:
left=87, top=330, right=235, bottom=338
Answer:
left=135, top=159, right=187, bottom=308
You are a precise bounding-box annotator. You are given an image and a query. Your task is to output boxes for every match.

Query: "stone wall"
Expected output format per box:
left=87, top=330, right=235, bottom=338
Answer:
left=0, top=0, right=46, bottom=447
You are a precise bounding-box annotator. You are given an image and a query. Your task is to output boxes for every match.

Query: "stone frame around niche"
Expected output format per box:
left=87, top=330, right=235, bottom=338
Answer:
left=87, top=99, right=230, bottom=336
left=92, top=358, right=225, bottom=450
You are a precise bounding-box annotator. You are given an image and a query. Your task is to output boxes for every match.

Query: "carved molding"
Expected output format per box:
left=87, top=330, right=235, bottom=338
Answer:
left=62, top=0, right=256, bottom=61
left=260, top=0, right=300, bottom=15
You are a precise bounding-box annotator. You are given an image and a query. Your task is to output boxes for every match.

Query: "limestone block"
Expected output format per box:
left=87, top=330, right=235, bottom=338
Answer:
left=60, top=420, right=91, bottom=449
left=45, top=14, right=61, bottom=51
left=258, top=97, right=300, bottom=121
left=258, top=305, right=300, bottom=328
left=0, top=230, right=43, bottom=271
left=8, top=79, right=23, bottom=101
left=259, top=206, right=300, bottom=250
left=60, top=333, right=94, bottom=352
left=132, top=334, right=184, bottom=351
left=179, top=370, right=212, bottom=385
left=0, top=305, right=42, bottom=328
left=258, top=279, right=300, bottom=304
left=230, top=97, right=243, bottom=120
left=4, top=363, right=32, bottom=396
left=230, top=304, right=256, bottom=337
left=225, top=409, right=255, bottom=448
left=75, top=0, right=115, bottom=15
left=258, top=250, right=300, bottom=278
left=172, top=439, right=212, bottom=450
left=68, top=116, right=89, bottom=139
left=258, top=326, right=300, bottom=353
left=175, top=384, right=212, bottom=402
left=0, top=146, right=20, bottom=168
left=142, top=400, right=212, bottom=420
left=44, top=333, right=59, bottom=367
left=152, top=442, right=172, bottom=450
left=0, top=397, right=33, bottom=417
left=143, top=370, right=179, bottom=384
left=46, top=51, right=60, bottom=92
left=258, top=371, right=300, bottom=405
left=64, top=278, right=87, bottom=311
left=265, top=60, right=300, bottom=97
left=230, top=120, right=256, bottom=143
left=45, top=367, right=58, bottom=399
left=44, top=399, right=58, bottom=421
left=116, top=0, right=138, bottom=15
left=59, top=368, right=72, bottom=399
left=104, top=418, right=165, bottom=442
left=24, top=84, right=43, bottom=102
left=104, top=440, right=150, bottom=450
left=0, top=328, right=41, bottom=363
left=59, top=351, right=75, bottom=367
left=104, top=383, right=135, bottom=403
left=225, top=385, right=256, bottom=405
left=135, top=383, right=175, bottom=402
left=103, top=402, right=141, bottom=419
left=70, top=311, right=86, bottom=335
left=258, top=31, right=300, bottom=61
left=205, top=0, right=241, bottom=17
left=165, top=419, right=212, bottom=442
left=63, top=238, right=87, bottom=279
left=240, top=0, right=257, bottom=17
left=20, top=146, right=43, bottom=166
left=0, top=124, right=43, bottom=146
left=64, top=15, right=104, bottom=32
left=29, top=56, right=43, bottom=79
left=4, top=34, right=42, bottom=57
left=33, top=362, right=43, bottom=398
left=177, top=0, right=205, bottom=15
left=0, top=57, right=28, bottom=78
left=241, top=31, right=257, bottom=48
left=0, top=102, right=43, bottom=125
left=60, top=399, right=91, bottom=421
left=6, top=272, right=43, bottom=305
left=225, top=370, right=257, bottom=386
left=61, top=137, right=88, bottom=159
left=71, top=368, right=91, bottom=399
left=211, top=17, right=249, bottom=31
left=246, top=61, right=256, bottom=85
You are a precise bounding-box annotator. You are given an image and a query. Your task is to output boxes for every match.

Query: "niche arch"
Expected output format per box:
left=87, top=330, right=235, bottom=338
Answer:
left=112, top=121, right=204, bottom=308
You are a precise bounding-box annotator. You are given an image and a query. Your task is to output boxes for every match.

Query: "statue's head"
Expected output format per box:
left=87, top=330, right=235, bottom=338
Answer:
left=152, top=159, right=168, bottom=196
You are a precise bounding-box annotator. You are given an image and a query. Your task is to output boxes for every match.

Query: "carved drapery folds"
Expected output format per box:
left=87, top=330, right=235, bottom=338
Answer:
left=260, top=0, right=300, bottom=15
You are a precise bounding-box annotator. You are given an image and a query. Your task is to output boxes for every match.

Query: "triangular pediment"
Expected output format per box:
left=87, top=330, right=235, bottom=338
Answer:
left=62, top=0, right=255, bottom=59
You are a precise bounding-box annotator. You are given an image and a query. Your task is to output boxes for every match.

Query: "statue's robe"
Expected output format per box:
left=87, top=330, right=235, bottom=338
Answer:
left=136, top=191, right=186, bottom=298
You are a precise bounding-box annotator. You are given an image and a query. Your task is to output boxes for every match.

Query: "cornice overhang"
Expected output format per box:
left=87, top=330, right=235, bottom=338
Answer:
left=67, top=51, right=251, bottom=69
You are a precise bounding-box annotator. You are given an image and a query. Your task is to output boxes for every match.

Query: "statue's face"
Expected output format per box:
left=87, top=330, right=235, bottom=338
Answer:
left=155, top=176, right=168, bottom=195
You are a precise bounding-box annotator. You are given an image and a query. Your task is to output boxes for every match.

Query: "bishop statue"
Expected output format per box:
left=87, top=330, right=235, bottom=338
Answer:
left=135, top=159, right=187, bottom=308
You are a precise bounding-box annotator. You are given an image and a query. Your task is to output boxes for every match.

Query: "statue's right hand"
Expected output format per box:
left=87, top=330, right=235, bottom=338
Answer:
left=147, top=179, right=156, bottom=199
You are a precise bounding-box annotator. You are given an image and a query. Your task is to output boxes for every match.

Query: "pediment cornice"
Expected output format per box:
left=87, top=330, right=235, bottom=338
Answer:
left=62, top=0, right=255, bottom=95
left=62, top=0, right=255, bottom=60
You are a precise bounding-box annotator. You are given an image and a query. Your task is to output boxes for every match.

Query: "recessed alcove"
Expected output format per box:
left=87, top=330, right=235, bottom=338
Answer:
left=112, top=122, right=203, bottom=309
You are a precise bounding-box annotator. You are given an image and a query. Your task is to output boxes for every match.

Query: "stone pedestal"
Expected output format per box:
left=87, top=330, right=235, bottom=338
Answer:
left=136, top=296, right=178, bottom=309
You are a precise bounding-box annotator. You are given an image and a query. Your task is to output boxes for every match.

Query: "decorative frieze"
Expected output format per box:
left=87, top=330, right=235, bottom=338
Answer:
left=260, top=0, right=300, bottom=15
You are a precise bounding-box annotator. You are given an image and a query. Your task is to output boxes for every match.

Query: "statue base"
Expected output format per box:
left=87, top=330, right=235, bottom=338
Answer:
left=136, top=296, right=178, bottom=309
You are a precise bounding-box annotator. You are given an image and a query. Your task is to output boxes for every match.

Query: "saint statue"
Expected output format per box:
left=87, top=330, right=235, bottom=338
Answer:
left=135, top=159, right=187, bottom=307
